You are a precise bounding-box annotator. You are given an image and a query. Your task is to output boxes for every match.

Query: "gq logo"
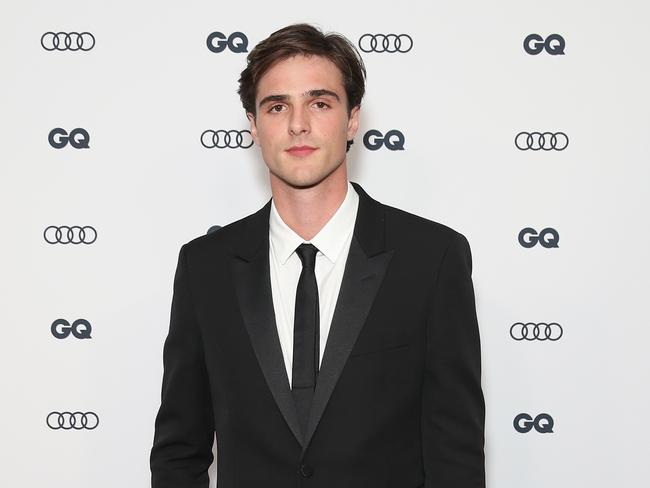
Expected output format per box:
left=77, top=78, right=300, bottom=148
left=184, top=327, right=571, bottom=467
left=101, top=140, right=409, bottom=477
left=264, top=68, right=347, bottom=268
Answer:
left=514, top=413, right=554, bottom=433
left=518, top=227, right=559, bottom=248
left=48, top=128, right=90, bottom=149
left=524, top=34, right=566, bottom=55
left=51, top=319, right=92, bottom=339
left=207, top=31, right=248, bottom=53
left=363, top=129, right=405, bottom=151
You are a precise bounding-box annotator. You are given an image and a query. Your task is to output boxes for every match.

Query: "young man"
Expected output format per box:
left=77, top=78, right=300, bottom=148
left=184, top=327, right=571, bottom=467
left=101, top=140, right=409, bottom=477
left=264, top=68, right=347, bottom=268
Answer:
left=151, top=24, right=485, bottom=488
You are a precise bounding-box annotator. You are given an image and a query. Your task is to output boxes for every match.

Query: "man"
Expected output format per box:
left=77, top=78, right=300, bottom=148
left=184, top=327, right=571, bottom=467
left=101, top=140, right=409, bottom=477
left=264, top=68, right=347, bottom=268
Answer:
left=151, top=23, right=485, bottom=488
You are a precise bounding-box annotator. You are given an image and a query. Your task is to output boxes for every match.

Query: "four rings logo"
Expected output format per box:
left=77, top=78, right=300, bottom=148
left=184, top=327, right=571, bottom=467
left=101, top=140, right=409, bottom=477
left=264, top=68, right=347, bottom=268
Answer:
left=363, top=129, right=405, bottom=151
left=515, top=132, right=568, bottom=151
left=206, top=31, right=248, bottom=53
left=518, top=227, right=559, bottom=248
left=524, top=34, right=565, bottom=55
left=201, top=129, right=253, bottom=149
left=514, top=413, right=554, bottom=433
left=44, top=226, right=97, bottom=245
left=359, top=34, right=413, bottom=53
left=41, top=32, right=95, bottom=51
left=51, top=319, right=92, bottom=339
left=47, top=411, right=99, bottom=430
left=48, top=128, right=90, bottom=149
left=510, top=322, right=563, bottom=341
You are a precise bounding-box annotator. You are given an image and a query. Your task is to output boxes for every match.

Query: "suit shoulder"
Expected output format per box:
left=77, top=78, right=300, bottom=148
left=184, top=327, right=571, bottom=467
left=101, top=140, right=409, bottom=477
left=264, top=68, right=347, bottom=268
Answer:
left=179, top=204, right=265, bottom=259
left=382, top=202, right=465, bottom=244
left=380, top=202, right=473, bottom=271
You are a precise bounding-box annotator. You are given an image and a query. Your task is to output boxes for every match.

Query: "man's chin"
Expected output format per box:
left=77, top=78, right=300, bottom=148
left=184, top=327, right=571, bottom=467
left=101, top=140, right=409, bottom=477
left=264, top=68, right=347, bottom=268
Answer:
left=271, top=167, right=340, bottom=191
left=268, top=157, right=347, bottom=191
left=276, top=174, right=325, bottom=190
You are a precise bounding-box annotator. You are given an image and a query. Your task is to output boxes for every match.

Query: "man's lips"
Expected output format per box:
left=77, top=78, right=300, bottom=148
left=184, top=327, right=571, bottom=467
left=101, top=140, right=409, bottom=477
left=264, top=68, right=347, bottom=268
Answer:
left=286, top=146, right=318, bottom=156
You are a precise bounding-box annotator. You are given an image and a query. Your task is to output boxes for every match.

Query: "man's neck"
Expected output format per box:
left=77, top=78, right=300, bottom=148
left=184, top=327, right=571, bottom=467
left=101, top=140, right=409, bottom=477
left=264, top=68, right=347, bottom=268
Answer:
left=270, top=164, right=348, bottom=241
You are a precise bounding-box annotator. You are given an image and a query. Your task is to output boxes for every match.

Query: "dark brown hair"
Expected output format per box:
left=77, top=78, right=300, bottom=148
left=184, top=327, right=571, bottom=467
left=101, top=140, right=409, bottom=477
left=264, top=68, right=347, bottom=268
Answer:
left=238, top=23, right=366, bottom=118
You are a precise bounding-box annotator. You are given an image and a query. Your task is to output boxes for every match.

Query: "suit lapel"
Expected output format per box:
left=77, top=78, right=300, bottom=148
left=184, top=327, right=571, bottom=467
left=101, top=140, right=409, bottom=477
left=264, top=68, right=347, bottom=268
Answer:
left=302, top=181, right=393, bottom=451
left=231, top=200, right=304, bottom=448
left=230, top=182, right=393, bottom=452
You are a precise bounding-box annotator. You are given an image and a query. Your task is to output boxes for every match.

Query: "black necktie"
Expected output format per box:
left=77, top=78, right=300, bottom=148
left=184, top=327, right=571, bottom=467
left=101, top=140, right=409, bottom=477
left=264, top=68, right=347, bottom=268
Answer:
left=291, top=243, right=320, bottom=438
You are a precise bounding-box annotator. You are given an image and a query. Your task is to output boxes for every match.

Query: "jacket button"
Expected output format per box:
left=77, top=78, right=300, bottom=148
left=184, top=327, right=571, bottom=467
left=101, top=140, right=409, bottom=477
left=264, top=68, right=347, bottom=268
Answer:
left=300, top=463, right=314, bottom=478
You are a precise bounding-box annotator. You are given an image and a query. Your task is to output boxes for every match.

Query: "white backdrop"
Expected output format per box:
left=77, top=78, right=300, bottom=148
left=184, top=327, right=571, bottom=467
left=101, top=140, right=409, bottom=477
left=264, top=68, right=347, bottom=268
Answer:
left=1, top=1, right=649, bottom=486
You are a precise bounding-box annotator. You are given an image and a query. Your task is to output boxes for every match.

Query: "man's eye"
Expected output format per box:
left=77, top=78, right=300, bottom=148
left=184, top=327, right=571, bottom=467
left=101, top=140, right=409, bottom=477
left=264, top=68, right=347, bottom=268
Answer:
left=269, top=104, right=285, bottom=113
left=314, top=101, right=329, bottom=109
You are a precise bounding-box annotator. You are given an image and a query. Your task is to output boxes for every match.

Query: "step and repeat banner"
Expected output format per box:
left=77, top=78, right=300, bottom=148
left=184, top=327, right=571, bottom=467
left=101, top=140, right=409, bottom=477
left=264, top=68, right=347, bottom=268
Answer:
left=1, top=1, right=649, bottom=487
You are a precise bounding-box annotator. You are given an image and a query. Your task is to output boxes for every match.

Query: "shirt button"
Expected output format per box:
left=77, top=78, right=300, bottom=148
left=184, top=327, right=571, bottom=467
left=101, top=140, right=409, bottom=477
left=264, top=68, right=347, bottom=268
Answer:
left=300, top=463, right=314, bottom=478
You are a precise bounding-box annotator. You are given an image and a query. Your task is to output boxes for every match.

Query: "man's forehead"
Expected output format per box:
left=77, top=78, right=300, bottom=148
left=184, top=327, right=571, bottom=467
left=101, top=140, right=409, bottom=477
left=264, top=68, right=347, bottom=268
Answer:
left=255, top=55, right=345, bottom=99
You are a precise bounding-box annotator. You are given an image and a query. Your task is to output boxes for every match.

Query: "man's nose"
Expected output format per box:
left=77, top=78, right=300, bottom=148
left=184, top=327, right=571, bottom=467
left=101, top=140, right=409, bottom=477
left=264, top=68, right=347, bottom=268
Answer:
left=289, top=107, right=310, bottom=135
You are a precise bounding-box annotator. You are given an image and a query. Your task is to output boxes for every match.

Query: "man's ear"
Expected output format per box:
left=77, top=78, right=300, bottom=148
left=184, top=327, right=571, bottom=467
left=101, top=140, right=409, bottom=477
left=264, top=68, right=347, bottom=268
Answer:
left=346, top=105, right=360, bottom=140
left=247, top=112, right=259, bottom=145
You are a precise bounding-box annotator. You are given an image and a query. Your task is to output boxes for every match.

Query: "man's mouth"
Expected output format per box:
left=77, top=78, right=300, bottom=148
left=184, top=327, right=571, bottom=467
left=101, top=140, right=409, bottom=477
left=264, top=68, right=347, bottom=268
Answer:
left=286, top=145, right=318, bottom=157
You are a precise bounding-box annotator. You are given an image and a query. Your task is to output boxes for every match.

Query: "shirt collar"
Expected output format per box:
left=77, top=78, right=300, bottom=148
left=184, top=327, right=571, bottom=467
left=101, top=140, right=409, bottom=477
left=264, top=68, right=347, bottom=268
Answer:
left=269, top=180, right=359, bottom=265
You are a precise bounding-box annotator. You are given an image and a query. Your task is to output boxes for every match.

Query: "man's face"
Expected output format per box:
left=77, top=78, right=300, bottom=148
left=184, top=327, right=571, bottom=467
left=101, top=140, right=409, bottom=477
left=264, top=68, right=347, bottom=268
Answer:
left=248, top=55, right=359, bottom=189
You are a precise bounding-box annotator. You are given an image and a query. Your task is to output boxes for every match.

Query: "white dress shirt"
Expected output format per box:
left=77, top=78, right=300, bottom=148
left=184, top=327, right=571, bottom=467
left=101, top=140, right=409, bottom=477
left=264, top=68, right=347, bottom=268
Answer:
left=269, top=181, right=359, bottom=388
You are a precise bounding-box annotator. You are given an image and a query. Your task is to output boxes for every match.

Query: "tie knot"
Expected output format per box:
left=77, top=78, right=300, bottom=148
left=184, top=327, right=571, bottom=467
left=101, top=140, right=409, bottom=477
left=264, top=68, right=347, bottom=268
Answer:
left=295, top=243, right=318, bottom=270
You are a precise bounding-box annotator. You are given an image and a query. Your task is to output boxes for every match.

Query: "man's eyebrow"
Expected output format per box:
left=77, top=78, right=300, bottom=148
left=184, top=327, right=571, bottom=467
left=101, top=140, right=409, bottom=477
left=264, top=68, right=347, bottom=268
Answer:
left=258, top=94, right=289, bottom=107
left=258, top=89, right=340, bottom=108
left=304, top=89, right=340, bottom=101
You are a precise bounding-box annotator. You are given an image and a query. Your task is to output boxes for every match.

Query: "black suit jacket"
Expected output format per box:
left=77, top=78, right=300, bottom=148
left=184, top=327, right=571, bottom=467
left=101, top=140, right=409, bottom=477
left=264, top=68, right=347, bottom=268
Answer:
left=150, top=182, right=485, bottom=488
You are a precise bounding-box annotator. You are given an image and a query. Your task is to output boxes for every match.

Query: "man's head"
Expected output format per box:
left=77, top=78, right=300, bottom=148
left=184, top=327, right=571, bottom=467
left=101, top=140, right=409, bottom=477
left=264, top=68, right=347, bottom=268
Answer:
left=238, top=24, right=366, bottom=190
left=238, top=24, right=366, bottom=120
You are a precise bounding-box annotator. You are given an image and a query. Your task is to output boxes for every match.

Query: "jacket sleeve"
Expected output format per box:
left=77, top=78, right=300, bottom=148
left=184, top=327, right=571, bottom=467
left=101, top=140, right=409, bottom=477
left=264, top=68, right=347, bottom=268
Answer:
left=150, top=244, right=215, bottom=488
left=422, top=232, right=485, bottom=487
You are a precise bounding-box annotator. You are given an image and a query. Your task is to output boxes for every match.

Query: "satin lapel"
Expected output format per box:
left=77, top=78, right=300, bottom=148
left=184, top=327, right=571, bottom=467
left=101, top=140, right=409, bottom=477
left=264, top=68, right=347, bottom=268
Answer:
left=231, top=201, right=304, bottom=448
left=302, top=182, right=394, bottom=452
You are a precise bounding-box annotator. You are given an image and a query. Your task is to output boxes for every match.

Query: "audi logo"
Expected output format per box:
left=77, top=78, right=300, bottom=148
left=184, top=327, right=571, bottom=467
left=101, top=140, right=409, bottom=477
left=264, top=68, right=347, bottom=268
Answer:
left=41, top=32, right=95, bottom=51
left=359, top=34, right=413, bottom=53
left=514, top=413, right=554, bottom=433
left=510, top=322, right=563, bottom=341
left=48, top=128, right=90, bottom=149
left=47, top=411, right=99, bottom=430
left=515, top=131, right=568, bottom=151
left=206, top=31, right=248, bottom=53
left=44, top=226, right=97, bottom=245
left=51, top=319, right=92, bottom=339
left=363, top=129, right=405, bottom=151
left=518, top=227, right=559, bottom=248
left=201, top=130, right=253, bottom=149
left=524, top=34, right=565, bottom=55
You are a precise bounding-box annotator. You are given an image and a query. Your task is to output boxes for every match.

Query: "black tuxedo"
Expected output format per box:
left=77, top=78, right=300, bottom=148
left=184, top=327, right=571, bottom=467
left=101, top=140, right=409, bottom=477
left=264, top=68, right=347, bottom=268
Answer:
left=150, top=182, right=485, bottom=488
